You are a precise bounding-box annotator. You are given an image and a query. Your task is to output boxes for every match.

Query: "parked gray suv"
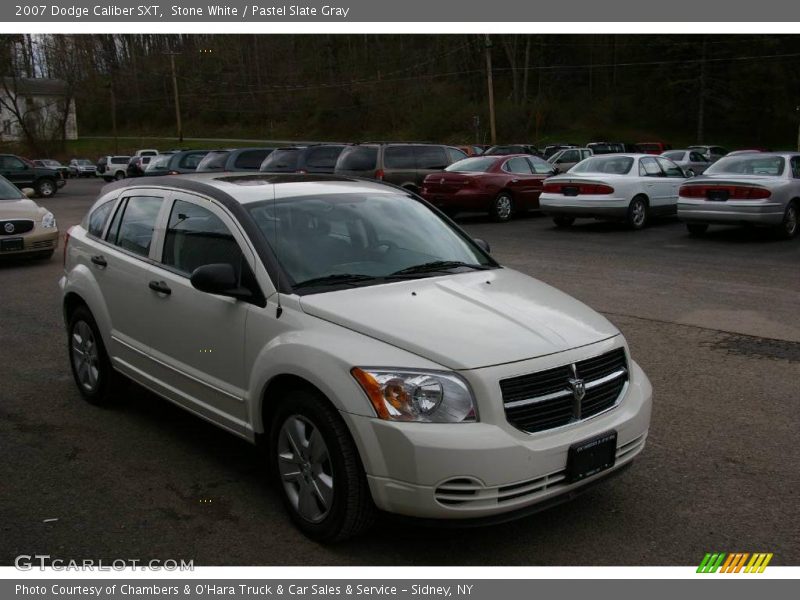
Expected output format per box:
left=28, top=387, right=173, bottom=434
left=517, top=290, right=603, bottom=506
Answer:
left=334, top=143, right=466, bottom=193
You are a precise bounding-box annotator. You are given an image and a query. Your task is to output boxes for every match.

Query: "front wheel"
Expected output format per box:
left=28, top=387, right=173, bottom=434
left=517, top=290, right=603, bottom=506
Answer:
left=627, top=196, right=649, bottom=230
left=490, top=193, right=514, bottom=222
left=270, top=388, right=375, bottom=542
left=114, top=171, right=125, bottom=181
left=35, top=178, right=56, bottom=198
left=776, top=201, right=798, bottom=239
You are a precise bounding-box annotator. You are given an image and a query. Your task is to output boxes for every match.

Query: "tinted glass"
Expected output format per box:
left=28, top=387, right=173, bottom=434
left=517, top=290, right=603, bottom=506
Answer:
left=260, top=149, right=299, bottom=171
left=705, top=156, right=785, bottom=176
left=108, top=196, right=163, bottom=257
left=1, top=156, right=26, bottom=170
left=162, top=200, right=243, bottom=276
left=335, top=146, right=378, bottom=171
left=572, top=156, right=634, bottom=175
left=248, top=193, right=493, bottom=290
left=640, top=157, right=663, bottom=177
left=504, top=157, right=532, bottom=174
left=233, top=149, right=272, bottom=170
left=689, top=152, right=707, bottom=162
left=446, top=147, right=468, bottom=163
left=111, top=156, right=131, bottom=164
left=384, top=146, right=415, bottom=169
left=303, top=146, right=344, bottom=169
left=87, top=199, right=116, bottom=238
left=196, top=151, right=230, bottom=171
left=148, top=155, right=171, bottom=170
left=414, top=145, right=448, bottom=170
left=791, top=157, right=800, bottom=178
left=560, top=150, right=579, bottom=162
left=177, top=152, right=208, bottom=170
left=656, top=157, right=685, bottom=177
left=663, top=151, right=685, bottom=161
left=445, top=157, right=499, bottom=173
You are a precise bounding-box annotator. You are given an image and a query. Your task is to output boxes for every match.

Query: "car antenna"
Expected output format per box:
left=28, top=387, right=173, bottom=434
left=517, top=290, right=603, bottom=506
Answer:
left=272, top=182, right=283, bottom=319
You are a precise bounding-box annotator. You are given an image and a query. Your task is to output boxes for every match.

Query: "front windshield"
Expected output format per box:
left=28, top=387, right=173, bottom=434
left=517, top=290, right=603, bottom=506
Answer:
left=0, top=176, right=25, bottom=199
left=445, top=157, right=498, bottom=173
left=77, top=159, right=92, bottom=165
left=704, top=155, right=785, bottom=176
left=247, top=192, right=495, bottom=292
left=571, top=156, right=634, bottom=175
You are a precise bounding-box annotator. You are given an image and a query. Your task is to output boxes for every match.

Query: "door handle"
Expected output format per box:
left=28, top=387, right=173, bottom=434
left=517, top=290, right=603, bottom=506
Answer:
left=511, top=178, right=520, bottom=183
left=148, top=280, right=171, bottom=296
left=90, top=255, right=107, bottom=268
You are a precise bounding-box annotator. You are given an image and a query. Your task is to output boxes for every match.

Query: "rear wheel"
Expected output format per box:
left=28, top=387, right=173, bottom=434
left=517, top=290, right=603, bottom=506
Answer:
left=776, top=201, right=798, bottom=239
left=553, top=216, right=575, bottom=228
left=114, top=170, right=125, bottom=181
left=627, top=196, right=649, bottom=230
left=270, top=388, right=375, bottom=542
left=35, top=178, right=56, bottom=198
left=67, top=305, right=123, bottom=406
left=490, top=193, right=514, bottom=222
left=686, top=223, right=709, bottom=236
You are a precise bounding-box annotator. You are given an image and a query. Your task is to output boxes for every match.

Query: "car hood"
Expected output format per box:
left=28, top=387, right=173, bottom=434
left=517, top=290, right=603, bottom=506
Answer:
left=299, top=268, right=619, bottom=370
left=0, top=198, right=44, bottom=219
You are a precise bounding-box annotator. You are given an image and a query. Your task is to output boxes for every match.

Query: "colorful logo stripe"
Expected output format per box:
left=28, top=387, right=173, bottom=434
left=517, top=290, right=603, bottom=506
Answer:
left=697, top=553, right=773, bottom=573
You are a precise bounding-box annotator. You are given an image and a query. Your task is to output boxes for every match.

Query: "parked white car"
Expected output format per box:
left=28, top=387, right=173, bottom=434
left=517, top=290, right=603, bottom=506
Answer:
left=678, top=152, right=800, bottom=238
left=661, top=150, right=711, bottom=177
left=540, top=154, right=687, bottom=229
left=60, top=174, right=652, bottom=541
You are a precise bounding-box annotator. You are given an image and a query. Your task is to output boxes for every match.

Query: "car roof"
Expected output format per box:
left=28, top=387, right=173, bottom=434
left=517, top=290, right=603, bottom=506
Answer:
left=103, top=173, right=404, bottom=204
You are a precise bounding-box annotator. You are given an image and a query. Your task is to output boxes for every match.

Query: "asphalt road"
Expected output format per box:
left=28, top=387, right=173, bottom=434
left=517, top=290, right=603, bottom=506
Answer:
left=1, top=177, right=798, bottom=566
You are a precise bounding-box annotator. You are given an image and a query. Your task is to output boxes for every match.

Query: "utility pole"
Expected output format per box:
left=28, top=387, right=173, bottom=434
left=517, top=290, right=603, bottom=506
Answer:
left=796, top=105, right=800, bottom=152
left=165, top=51, right=183, bottom=142
left=484, top=34, right=497, bottom=146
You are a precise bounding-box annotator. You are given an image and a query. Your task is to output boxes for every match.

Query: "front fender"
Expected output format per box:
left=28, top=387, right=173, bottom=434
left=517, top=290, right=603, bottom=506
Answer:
left=61, top=262, right=112, bottom=349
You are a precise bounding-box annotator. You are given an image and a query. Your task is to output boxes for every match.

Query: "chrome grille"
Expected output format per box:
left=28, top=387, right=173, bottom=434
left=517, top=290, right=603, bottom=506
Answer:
left=500, top=348, right=628, bottom=433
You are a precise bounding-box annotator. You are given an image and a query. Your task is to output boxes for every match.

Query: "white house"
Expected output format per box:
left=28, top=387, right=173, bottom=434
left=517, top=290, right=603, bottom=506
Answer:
left=0, top=77, right=78, bottom=143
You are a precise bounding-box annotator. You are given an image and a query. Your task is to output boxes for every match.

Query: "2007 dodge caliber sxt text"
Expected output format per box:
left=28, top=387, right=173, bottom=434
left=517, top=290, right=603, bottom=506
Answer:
left=60, top=173, right=652, bottom=541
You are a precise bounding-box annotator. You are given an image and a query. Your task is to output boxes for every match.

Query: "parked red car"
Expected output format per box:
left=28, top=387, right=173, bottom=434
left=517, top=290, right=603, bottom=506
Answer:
left=420, top=154, right=556, bottom=221
left=636, top=141, right=673, bottom=154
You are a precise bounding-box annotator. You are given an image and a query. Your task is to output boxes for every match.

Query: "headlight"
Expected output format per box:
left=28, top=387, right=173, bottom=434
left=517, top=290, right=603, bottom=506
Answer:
left=41, top=212, right=56, bottom=229
left=351, top=368, right=477, bottom=423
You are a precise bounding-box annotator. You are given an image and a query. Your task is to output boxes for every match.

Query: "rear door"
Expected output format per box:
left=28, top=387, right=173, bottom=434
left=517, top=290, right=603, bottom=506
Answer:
left=141, top=192, right=259, bottom=435
left=383, top=145, right=417, bottom=188
left=91, top=191, right=167, bottom=372
left=503, top=156, right=541, bottom=207
left=638, top=157, right=673, bottom=209
left=655, top=157, right=686, bottom=213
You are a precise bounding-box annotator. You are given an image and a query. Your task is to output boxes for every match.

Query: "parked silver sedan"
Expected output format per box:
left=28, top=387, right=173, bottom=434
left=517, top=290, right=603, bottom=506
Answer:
left=662, top=150, right=711, bottom=176
left=688, top=145, right=728, bottom=162
left=677, top=153, right=800, bottom=239
left=548, top=147, right=593, bottom=174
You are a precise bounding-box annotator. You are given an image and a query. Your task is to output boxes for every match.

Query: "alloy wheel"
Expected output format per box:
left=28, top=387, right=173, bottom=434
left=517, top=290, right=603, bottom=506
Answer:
left=70, top=321, right=100, bottom=393
left=631, top=199, right=646, bottom=227
left=785, top=204, right=797, bottom=237
left=495, top=195, right=512, bottom=220
left=277, top=415, right=334, bottom=523
left=39, top=181, right=55, bottom=197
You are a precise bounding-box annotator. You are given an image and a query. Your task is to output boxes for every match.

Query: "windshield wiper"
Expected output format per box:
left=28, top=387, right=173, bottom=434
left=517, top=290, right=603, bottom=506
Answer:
left=389, top=260, right=491, bottom=277
left=293, top=273, right=378, bottom=289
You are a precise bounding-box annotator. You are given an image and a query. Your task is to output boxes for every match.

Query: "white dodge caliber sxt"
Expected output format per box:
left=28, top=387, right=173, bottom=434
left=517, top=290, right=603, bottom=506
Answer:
left=60, top=174, right=652, bottom=541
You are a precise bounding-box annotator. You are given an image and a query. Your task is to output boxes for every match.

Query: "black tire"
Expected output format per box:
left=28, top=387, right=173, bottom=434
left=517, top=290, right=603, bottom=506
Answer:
left=626, top=196, right=649, bottom=230
left=67, top=305, right=123, bottom=406
left=686, top=223, right=709, bottom=236
left=114, top=170, right=125, bottom=181
left=490, top=192, right=514, bottom=222
left=776, top=201, right=798, bottom=240
left=270, top=388, right=375, bottom=542
left=553, top=216, right=575, bottom=228
left=34, top=250, right=55, bottom=260
left=35, top=178, right=57, bottom=198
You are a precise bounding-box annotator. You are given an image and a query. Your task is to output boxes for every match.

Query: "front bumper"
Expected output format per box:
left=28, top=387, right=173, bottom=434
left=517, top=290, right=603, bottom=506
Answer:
left=343, top=342, right=652, bottom=520
left=0, top=228, right=59, bottom=256
left=678, top=199, right=784, bottom=226
left=539, top=194, right=630, bottom=219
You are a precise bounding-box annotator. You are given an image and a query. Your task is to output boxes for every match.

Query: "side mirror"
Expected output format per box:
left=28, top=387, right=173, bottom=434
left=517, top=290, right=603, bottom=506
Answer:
left=22, top=187, right=35, bottom=198
left=190, top=263, right=252, bottom=301
left=474, top=238, right=491, bottom=254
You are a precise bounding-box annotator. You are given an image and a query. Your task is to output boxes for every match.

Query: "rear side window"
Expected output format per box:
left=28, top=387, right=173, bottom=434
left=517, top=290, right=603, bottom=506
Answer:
left=414, top=145, right=448, bottom=170
left=106, top=196, right=163, bottom=257
left=304, top=146, right=344, bottom=169
left=446, top=147, right=468, bottom=164
left=162, top=200, right=243, bottom=277
left=261, top=149, right=299, bottom=171
left=87, top=199, right=116, bottom=238
left=791, top=157, right=800, bottom=179
left=234, top=149, right=272, bottom=170
left=178, top=152, right=208, bottom=170
left=336, top=146, right=378, bottom=171
left=197, top=151, right=230, bottom=171
left=111, top=156, right=131, bottom=165
left=528, top=156, right=556, bottom=174
left=384, top=146, right=415, bottom=169
left=504, top=157, right=532, bottom=174
left=639, top=157, right=664, bottom=177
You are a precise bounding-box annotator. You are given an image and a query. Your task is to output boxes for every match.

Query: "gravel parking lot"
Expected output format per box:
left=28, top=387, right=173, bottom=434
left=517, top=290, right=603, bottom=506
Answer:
left=1, top=177, right=798, bottom=566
